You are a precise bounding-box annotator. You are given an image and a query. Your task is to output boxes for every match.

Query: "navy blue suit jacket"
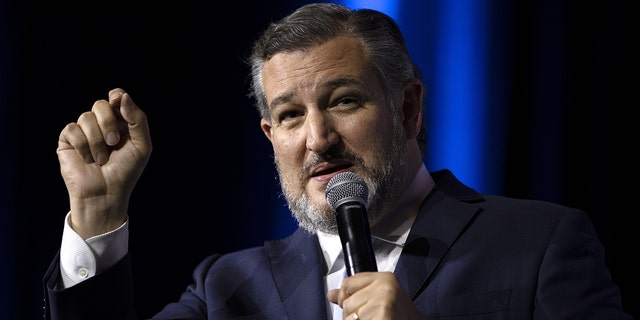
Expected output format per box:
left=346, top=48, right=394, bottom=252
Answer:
left=43, top=170, right=631, bottom=319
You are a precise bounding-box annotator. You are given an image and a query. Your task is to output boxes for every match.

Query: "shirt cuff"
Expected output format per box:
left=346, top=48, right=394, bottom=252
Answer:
left=59, top=212, right=129, bottom=289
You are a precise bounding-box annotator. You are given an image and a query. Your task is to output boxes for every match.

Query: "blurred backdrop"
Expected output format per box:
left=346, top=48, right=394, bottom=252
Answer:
left=1, top=0, right=632, bottom=318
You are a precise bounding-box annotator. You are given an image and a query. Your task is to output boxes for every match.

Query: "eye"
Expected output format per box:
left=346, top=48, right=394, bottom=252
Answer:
left=275, top=109, right=304, bottom=124
left=332, top=97, right=360, bottom=110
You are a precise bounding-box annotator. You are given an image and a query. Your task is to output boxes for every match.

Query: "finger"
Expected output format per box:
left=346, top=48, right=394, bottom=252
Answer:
left=107, top=89, right=126, bottom=123
left=76, top=109, right=109, bottom=165
left=58, top=122, right=92, bottom=163
left=327, top=288, right=340, bottom=304
left=119, top=92, right=152, bottom=155
left=336, top=273, right=380, bottom=316
left=108, top=88, right=126, bottom=105
left=339, top=273, right=372, bottom=300
left=91, top=98, right=121, bottom=147
left=340, top=292, right=364, bottom=320
left=347, top=310, right=361, bottom=320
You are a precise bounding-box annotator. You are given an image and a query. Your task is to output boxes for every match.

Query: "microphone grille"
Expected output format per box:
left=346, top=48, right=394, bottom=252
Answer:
left=325, top=172, right=369, bottom=210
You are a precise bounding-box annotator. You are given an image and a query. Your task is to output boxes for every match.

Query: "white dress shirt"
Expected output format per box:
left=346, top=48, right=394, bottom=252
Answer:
left=59, top=211, right=129, bottom=288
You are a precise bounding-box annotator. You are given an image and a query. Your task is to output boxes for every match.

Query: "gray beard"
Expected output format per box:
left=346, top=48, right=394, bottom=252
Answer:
left=276, top=118, right=409, bottom=235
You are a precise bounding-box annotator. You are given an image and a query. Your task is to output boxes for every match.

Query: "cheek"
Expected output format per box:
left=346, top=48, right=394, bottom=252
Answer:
left=346, top=114, right=393, bottom=151
left=272, top=131, right=304, bottom=162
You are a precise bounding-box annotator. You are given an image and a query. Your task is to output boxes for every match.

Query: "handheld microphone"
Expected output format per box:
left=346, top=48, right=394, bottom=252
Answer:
left=326, top=172, right=377, bottom=276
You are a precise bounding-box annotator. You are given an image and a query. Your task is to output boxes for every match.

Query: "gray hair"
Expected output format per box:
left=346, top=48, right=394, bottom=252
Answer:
left=247, top=2, right=426, bottom=154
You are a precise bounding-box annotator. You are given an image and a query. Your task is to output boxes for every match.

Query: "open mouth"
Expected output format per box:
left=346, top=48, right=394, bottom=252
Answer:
left=312, top=163, right=352, bottom=176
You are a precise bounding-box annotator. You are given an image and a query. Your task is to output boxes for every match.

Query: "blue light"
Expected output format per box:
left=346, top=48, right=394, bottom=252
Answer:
left=340, top=0, right=400, bottom=18
left=428, top=0, right=488, bottom=191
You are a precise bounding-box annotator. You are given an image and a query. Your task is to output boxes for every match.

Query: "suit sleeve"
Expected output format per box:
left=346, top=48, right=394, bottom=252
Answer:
left=535, top=209, right=632, bottom=319
left=43, top=251, right=137, bottom=320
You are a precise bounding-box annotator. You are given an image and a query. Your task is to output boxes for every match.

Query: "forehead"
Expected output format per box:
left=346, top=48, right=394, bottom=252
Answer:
left=262, top=36, right=375, bottom=102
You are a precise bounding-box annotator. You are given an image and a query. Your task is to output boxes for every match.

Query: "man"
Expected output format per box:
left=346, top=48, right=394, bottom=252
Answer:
left=43, top=3, right=631, bottom=319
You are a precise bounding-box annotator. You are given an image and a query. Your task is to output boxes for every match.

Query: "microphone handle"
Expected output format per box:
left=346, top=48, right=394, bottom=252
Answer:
left=336, top=202, right=378, bottom=276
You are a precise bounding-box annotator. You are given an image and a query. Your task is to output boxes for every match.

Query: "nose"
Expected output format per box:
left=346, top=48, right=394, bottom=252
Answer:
left=305, top=111, right=339, bottom=153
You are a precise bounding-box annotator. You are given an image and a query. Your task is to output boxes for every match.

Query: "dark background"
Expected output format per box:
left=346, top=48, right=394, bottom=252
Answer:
left=1, top=0, right=633, bottom=319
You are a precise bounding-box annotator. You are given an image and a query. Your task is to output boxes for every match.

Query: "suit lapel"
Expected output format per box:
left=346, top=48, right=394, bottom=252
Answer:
left=265, top=229, right=328, bottom=320
left=395, top=169, right=483, bottom=299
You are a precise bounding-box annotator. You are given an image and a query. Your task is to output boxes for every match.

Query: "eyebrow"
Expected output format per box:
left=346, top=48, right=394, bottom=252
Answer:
left=268, top=76, right=364, bottom=110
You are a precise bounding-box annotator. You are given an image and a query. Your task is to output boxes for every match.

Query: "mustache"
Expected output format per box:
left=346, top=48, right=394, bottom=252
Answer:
left=301, top=149, right=363, bottom=177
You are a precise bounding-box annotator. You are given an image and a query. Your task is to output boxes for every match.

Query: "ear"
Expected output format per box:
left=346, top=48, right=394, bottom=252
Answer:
left=260, top=118, right=274, bottom=142
left=401, top=78, right=424, bottom=139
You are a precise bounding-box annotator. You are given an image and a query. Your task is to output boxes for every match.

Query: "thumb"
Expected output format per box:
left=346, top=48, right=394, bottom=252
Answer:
left=120, top=93, right=152, bottom=154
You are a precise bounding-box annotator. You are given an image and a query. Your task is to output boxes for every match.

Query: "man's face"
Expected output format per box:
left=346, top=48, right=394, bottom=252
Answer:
left=260, top=36, right=408, bottom=234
